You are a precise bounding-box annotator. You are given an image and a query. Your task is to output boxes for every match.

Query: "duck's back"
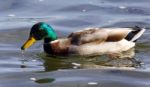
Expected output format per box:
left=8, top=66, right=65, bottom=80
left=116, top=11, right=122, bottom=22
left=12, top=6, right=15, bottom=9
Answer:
left=68, top=28, right=132, bottom=45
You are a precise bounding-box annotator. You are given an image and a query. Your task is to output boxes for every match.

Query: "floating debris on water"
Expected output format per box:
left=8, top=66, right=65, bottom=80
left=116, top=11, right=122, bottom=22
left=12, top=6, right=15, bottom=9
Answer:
left=72, top=62, right=81, bottom=69
left=30, top=77, right=37, bottom=81
left=88, top=82, right=98, bottom=85
left=119, top=6, right=127, bottom=9
left=8, top=14, right=16, bottom=17
left=72, top=62, right=81, bottom=66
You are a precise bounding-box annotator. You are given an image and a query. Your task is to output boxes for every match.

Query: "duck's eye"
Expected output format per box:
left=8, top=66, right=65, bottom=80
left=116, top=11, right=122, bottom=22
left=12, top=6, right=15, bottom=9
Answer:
left=31, top=29, right=45, bottom=40
left=38, top=29, right=48, bottom=39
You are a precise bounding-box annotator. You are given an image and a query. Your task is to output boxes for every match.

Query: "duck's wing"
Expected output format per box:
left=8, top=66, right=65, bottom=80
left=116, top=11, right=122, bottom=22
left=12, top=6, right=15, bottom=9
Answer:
left=106, top=28, right=133, bottom=41
left=68, top=28, right=132, bottom=45
left=68, top=27, right=145, bottom=45
left=68, top=28, right=108, bottom=45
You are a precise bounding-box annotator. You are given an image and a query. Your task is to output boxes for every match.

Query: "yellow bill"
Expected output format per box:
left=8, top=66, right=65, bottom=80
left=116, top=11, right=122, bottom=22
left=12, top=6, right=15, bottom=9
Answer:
left=21, top=36, right=36, bottom=50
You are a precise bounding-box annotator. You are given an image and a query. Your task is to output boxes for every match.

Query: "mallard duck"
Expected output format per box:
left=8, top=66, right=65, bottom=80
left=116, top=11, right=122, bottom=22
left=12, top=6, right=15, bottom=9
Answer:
left=21, top=22, right=145, bottom=56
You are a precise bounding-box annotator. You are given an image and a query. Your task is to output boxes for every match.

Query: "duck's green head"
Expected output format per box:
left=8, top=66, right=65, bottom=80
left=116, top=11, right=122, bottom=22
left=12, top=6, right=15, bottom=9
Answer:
left=21, top=22, right=57, bottom=50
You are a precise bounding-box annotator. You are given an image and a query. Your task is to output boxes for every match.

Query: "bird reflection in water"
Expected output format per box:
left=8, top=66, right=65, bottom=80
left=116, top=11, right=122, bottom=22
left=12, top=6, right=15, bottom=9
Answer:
left=39, top=47, right=143, bottom=72
left=82, top=48, right=143, bottom=69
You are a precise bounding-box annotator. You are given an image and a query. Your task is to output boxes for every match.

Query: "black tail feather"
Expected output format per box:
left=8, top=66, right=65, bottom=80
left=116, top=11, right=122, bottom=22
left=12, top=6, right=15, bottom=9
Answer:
left=125, top=26, right=145, bottom=42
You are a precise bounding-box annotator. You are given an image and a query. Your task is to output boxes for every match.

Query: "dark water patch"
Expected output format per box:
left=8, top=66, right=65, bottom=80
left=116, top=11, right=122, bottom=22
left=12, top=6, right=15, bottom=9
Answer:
left=35, top=78, right=55, bottom=84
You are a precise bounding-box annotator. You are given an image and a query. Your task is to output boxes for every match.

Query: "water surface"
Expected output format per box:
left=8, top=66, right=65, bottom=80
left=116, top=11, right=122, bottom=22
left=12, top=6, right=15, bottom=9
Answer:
left=0, top=0, right=150, bottom=87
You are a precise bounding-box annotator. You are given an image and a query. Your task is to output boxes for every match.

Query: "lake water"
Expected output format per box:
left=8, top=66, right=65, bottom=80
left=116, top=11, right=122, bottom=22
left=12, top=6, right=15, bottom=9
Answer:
left=0, top=0, right=150, bottom=87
